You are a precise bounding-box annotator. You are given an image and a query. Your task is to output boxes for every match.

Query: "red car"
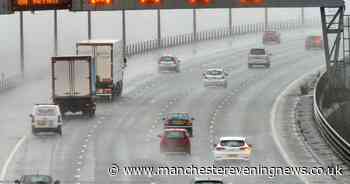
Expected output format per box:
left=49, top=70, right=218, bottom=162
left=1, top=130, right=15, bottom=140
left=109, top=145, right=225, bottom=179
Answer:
left=263, top=31, right=281, bottom=44
left=159, top=128, right=191, bottom=154
left=305, top=36, right=323, bottom=50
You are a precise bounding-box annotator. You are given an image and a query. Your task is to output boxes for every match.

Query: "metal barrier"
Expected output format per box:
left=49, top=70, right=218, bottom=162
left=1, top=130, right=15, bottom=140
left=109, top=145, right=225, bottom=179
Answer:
left=0, top=18, right=318, bottom=93
left=125, top=18, right=319, bottom=57
left=313, top=72, right=350, bottom=165
left=0, top=74, right=22, bottom=92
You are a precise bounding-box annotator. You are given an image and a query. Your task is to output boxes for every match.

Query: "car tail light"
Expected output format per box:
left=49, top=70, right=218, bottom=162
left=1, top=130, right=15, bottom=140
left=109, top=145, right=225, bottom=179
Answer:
left=103, top=88, right=113, bottom=94
left=240, top=144, right=250, bottom=151
left=179, top=137, right=189, bottom=145
left=216, top=147, right=225, bottom=151
left=185, top=121, right=192, bottom=126
left=102, top=78, right=113, bottom=83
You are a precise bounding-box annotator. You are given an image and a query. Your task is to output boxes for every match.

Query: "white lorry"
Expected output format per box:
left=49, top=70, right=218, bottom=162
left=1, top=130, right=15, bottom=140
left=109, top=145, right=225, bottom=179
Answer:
left=76, top=40, right=125, bottom=101
left=51, top=56, right=96, bottom=117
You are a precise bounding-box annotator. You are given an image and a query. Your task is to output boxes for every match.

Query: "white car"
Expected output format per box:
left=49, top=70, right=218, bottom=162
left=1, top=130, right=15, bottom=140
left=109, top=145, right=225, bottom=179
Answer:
left=158, top=55, right=181, bottom=72
left=30, top=104, right=63, bottom=135
left=202, top=68, right=228, bottom=88
left=248, top=48, right=271, bottom=68
left=213, top=137, right=252, bottom=162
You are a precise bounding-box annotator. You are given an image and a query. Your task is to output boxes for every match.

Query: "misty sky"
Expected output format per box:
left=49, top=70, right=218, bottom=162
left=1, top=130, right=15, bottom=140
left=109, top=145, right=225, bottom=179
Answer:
left=0, top=8, right=322, bottom=76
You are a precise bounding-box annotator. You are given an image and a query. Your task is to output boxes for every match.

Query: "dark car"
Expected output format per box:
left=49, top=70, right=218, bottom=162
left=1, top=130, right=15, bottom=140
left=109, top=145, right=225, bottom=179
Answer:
left=305, top=35, right=323, bottom=50
left=163, top=112, right=194, bottom=137
left=263, top=31, right=281, bottom=44
left=159, top=128, right=191, bottom=154
left=15, top=175, right=60, bottom=184
left=158, top=55, right=181, bottom=72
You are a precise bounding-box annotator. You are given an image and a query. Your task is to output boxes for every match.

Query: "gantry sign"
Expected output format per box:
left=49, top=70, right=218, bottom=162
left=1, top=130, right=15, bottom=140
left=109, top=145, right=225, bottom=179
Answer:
left=0, top=0, right=344, bottom=13
left=70, top=0, right=344, bottom=11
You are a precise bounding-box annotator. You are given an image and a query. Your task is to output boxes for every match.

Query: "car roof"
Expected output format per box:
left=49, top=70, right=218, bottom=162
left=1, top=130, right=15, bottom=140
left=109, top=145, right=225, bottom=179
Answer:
left=34, top=104, right=58, bottom=108
left=207, top=68, right=224, bottom=71
left=265, top=30, right=278, bottom=33
left=219, top=136, right=246, bottom=141
left=164, top=128, right=187, bottom=132
left=77, top=39, right=120, bottom=44
left=160, top=55, right=175, bottom=58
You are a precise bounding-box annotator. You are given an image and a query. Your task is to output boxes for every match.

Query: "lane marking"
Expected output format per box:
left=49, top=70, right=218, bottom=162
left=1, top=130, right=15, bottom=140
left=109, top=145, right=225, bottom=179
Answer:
left=270, top=66, right=323, bottom=184
left=0, top=135, right=27, bottom=180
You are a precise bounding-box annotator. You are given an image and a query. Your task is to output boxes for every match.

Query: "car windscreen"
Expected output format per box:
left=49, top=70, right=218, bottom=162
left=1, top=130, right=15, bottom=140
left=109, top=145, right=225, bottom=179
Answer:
left=24, top=175, right=51, bottom=184
left=165, top=131, right=185, bottom=139
left=194, top=181, right=223, bottom=184
left=160, top=56, right=175, bottom=61
left=264, top=31, right=276, bottom=35
left=206, top=70, right=223, bottom=76
left=250, top=49, right=266, bottom=55
left=220, top=140, right=245, bottom=147
left=35, top=107, right=57, bottom=116
left=169, top=113, right=189, bottom=121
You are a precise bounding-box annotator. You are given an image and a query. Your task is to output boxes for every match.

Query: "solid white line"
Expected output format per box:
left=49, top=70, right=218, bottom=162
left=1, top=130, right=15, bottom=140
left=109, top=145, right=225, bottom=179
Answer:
left=0, top=135, right=27, bottom=180
left=270, top=67, right=322, bottom=184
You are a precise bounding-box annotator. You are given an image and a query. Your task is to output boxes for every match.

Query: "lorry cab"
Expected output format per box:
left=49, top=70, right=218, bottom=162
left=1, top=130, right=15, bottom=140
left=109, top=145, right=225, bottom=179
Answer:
left=30, top=104, right=62, bottom=135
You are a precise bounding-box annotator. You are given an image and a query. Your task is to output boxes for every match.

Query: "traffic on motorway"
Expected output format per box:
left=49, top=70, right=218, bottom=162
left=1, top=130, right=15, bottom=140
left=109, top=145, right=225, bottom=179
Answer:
left=9, top=28, right=327, bottom=184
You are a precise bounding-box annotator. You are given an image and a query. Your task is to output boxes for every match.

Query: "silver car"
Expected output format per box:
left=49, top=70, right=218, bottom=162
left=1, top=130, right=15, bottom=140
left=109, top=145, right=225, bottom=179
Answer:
left=158, top=55, right=181, bottom=72
left=248, top=48, right=271, bottom=68
left=30, top=104, right=63, bottom=135
left=203, top=68, right=228, bottom=88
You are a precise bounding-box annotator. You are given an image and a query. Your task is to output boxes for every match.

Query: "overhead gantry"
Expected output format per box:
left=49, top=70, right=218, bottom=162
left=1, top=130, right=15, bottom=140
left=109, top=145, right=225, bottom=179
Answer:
left=0, top=0, right=346, bottom=85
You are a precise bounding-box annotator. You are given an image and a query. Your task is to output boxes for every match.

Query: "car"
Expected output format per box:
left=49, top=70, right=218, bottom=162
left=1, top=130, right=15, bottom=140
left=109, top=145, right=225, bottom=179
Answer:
left=213, top=136, right=252, bottom=162
left=191, top=177, right=224, bottom=184
left=263, top=30, right=281, bottom=44
left=163, top=112, right=194, bottom=137
left=248, top=48, right=271, bottom=68
left=305, top=35, right=323, bottom=50
left=158, top=55, right=181, bottom=72
left=159, top=128, right=191, bottom=154
left=202, top=68, right=228, bottom=88
left=14, top=175, right=60, bottom=184
left=30, top=104, right=62, bottom=136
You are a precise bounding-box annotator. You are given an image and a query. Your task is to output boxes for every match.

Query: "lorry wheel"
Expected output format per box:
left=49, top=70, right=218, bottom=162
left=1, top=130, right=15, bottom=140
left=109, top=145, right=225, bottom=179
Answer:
left=57, top=126, right=62, bottom=136
left=115, top=81, right=123, bottom=97
left=32, top=127, right=37, bottom=135
left=89, top=110, right=95, bottom=118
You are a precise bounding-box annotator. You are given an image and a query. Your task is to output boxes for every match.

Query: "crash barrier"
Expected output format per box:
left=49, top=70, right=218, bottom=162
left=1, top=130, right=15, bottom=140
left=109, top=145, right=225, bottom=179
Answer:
left=314, top=72, right=350, bottom=166
left=0, top=74, right=22, bottom=92
left=126, top=18, right=319, bottom=57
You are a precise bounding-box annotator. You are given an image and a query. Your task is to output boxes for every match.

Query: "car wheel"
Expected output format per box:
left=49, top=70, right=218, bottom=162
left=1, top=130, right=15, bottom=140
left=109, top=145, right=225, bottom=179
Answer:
left=57, top=126, right=62, bottom=136
left=89, top=110, right=95, bottom=118
left=186, top=147, right=191, bottom=155
left=32, top=127, right=37, bottom=135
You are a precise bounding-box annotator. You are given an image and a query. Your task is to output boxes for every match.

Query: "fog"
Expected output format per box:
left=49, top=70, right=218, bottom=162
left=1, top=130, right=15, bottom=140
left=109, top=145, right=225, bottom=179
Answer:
left=0, top=8, right=320, bottom=77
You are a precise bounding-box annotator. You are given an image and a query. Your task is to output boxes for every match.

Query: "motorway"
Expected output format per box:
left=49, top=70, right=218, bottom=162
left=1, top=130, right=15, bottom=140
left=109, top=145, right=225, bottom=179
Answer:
left=1, top=28, right=324, bottom=184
